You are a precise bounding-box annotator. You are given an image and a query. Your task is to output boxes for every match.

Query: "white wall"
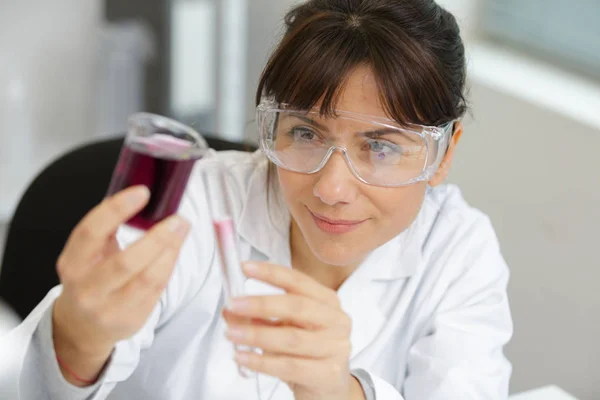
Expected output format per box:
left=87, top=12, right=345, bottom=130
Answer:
left=451, top=72, right=599, bottom=400
left=169, top=0, right=297, bottom=141
left=243, top=0, right=299, bottom=140
left=0, top=1, right=102, bottom=221
left=439, top=0, right=600, bottom=397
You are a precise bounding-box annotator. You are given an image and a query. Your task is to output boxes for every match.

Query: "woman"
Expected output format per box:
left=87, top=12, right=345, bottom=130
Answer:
left=1, top=0, right=512, bottom=399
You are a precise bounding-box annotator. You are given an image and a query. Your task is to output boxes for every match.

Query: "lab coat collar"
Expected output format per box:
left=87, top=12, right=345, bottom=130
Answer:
left=356, top=223, right=422, bottom=281
left=237, top=154, right=292, bottom=267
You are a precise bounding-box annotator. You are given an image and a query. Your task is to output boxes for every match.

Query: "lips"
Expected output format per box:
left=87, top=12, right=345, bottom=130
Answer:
left=308, top=208, right=367, bottom=234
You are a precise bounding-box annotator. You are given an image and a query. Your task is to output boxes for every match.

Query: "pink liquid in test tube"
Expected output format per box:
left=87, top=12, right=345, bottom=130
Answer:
left=213, top=217, right=245, bottom=302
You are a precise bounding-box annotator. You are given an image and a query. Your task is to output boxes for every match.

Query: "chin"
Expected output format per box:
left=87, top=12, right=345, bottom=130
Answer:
left=306, top=237, right=368, bottom=267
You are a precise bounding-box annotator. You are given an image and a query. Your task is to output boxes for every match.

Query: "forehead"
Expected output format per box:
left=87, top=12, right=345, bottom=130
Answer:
left=314, top=65, right=391, bottom=120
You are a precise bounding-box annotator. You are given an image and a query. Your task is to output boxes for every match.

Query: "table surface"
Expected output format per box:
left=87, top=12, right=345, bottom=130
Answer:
left=510, top=386, right=580, bottom=400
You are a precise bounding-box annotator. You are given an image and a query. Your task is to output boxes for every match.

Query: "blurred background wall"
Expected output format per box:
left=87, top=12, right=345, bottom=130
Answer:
left=105, top=0, right=168, bottom=115
left=0, top=0, right=598, bottom=398
left=442, top=2, right=599, bottom=398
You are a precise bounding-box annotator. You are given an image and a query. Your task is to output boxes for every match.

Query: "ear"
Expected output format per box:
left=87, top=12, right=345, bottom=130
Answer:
left=428, top=121, right=463, bottom=187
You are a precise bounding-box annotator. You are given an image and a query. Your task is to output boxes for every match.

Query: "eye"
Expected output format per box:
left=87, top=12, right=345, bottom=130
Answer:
left=363, top=139, right=401, bottom=154
left=288, top=126, right=320, bottom=143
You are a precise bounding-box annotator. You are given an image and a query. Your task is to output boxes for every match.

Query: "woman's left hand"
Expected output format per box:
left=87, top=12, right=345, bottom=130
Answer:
left=222, top=262, right=365, bottom=400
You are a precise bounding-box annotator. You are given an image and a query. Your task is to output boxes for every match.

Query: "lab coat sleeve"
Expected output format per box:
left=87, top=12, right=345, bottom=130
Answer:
left=352, top=368, right=399, bottom=400
left=0, top=183, right=216, bottom=400
left=20, top=289, right=103, bottom=400
left=0, top=285, right=105, bottom=400
left=402, top=216, right=513, bottom=399
left=0, top=282, right=163, bottom=400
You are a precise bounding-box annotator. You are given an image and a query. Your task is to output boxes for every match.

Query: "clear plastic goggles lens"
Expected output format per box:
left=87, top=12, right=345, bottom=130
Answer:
left=259, top=109, right=436, bottom=186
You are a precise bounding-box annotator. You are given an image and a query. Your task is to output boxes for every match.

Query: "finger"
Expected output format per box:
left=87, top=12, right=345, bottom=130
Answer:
left=71, top=246, right=178, bottom=338
left=82, top=215, right=190, bottom=296
left=241, top=262, right=340, bottom=307
left=109, top=240, right=182, bottom=313
left=104, top=236, right=121, bottom=258
left=229, top=295, right=349, bottom=330
left=62, top=235, right=122, bottom=284
left=222, top=309, right=283, bottom=328
left=234, top=351, right=342, bottom=388
left=225, top=324, right=348, bottom=358
left=58, top=186, right=150, bottom=274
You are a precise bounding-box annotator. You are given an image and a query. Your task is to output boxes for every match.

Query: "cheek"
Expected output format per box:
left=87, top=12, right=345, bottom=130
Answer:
left=371, top=183, right=427, bottom=230
left=277, top=168, right=312, bottom=203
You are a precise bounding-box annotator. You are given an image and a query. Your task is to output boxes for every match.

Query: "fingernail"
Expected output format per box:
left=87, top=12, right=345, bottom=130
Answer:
left=226, top=327, right=247, bottom=340
left=237, top=365, right=254, bottom=379
left=230, top=298, right=250, bottom=313
left=127, top=186, right=150, bottom=204
left=167, top=216, right=187, bottom=234
left=235, top=351, right=251, bottom=365
left=242, top=262, right=259, bottom=275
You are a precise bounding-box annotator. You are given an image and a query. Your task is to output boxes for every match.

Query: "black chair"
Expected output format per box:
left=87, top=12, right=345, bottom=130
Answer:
left=0, top=135, right=256, bottom=320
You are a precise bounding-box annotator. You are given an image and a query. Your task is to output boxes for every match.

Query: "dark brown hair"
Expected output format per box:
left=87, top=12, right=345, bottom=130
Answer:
left=256, top=0, right=467, bottom=127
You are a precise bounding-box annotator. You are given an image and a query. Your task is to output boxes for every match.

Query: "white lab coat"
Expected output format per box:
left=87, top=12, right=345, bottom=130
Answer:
left=0, top=150, right=513, bottom=400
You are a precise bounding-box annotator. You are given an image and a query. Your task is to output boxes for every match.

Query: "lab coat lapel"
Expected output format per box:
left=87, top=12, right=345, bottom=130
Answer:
left=338, top=228, right=421, bottom=359
left=237, top=154, right=290, bottom=263
left=338, top=269, right=387, bottom=360
left=240, top=156, right=291, bottom=295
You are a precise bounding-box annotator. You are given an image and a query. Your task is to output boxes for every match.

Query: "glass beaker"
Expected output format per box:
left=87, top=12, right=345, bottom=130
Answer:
left=106, top=113, right=208, bottom=230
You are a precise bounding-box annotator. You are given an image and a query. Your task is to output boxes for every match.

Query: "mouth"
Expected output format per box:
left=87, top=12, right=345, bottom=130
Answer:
left=307, top=207, right=368, bottom=235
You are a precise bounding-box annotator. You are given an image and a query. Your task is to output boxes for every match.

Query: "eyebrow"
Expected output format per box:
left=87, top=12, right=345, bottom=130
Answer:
left=361, top=129, right=421, bottom=144
left=284, top=113, right=329, bottom=131
left=285, top=113, right=421, bottom=144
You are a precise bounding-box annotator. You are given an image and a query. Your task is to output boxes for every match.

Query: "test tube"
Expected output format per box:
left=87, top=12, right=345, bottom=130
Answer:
left=200, top=164, right=257, bottom=378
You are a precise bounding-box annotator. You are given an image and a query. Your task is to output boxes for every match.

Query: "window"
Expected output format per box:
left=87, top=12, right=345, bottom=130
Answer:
left=482, top=0, right=600, bottom=80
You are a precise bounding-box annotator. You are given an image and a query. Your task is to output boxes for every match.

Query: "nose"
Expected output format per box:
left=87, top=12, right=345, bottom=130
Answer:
left=312, top=150, right=359, bottom=206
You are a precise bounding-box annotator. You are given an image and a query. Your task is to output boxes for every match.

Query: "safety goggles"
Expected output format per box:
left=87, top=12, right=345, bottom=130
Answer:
left=256, top=98, right=456, bottom=187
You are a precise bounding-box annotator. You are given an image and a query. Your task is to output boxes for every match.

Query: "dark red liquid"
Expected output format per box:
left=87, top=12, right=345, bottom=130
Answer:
left=106, top=135, right=203, bottom=230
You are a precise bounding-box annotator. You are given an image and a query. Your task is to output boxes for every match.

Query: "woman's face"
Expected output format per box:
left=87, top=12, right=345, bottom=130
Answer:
left=277, top=65, right=460, bottom=267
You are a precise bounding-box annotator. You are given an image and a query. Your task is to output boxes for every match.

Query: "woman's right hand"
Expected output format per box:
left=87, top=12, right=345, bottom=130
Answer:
left=51, top=186, right=190, bottom=386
